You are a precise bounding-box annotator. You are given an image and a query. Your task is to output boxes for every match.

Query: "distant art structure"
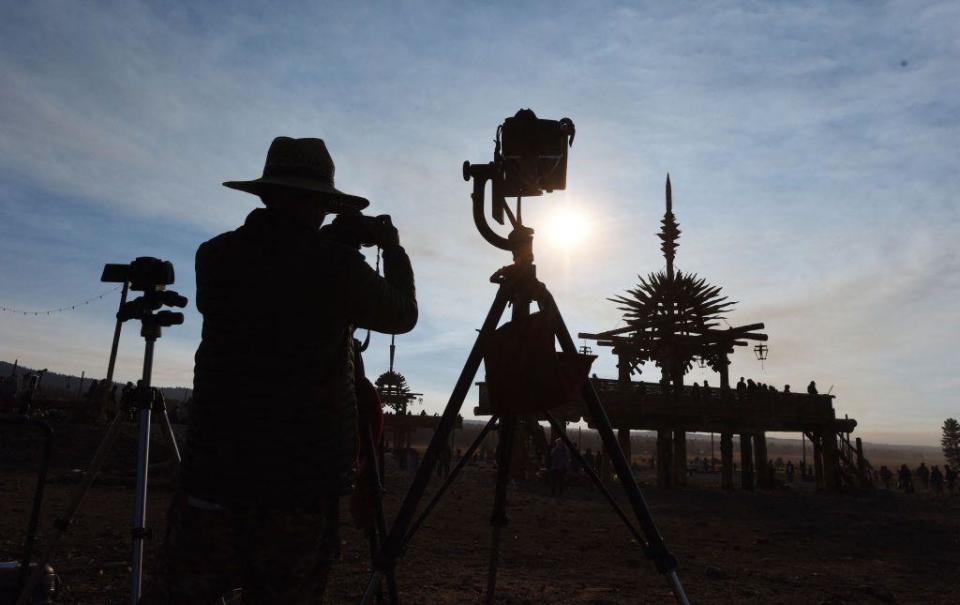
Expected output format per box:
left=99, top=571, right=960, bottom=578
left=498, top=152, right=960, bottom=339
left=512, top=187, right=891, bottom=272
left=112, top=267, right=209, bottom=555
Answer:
left=375, top=335, right=423, bottom=451
left=578, top=176, right=872, bottom=491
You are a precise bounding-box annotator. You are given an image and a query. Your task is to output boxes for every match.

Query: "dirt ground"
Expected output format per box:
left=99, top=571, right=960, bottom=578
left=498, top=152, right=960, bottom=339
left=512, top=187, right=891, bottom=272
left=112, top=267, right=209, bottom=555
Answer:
left=2, top=422, right=958, bottom=604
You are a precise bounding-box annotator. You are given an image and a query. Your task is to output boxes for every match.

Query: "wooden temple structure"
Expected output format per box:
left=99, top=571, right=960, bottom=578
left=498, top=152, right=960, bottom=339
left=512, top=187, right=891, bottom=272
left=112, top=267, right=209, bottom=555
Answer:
left=475, top=176, right=872, bottom=491
left=375, top=335, right=462, bottom=450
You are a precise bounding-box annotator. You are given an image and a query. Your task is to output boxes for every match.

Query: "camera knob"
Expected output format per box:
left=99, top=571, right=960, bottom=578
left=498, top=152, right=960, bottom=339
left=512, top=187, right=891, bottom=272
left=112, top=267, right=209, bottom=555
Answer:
left=462, top=161, right=471, bottom=181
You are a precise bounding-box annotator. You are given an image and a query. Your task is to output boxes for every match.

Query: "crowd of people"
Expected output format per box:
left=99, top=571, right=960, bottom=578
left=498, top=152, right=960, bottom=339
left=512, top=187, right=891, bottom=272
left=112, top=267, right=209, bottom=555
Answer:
left=877, top=462, right=957, bottom=497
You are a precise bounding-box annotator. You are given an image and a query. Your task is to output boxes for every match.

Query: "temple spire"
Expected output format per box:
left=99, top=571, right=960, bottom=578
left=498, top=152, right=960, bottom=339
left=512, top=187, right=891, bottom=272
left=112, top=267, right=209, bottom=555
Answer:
left=658, top=173, right=681, bottom=280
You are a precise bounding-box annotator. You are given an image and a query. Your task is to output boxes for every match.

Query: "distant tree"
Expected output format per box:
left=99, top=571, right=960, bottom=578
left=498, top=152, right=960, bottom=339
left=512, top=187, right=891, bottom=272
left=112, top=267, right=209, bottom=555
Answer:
left=942, top=418, right=960, bottom=466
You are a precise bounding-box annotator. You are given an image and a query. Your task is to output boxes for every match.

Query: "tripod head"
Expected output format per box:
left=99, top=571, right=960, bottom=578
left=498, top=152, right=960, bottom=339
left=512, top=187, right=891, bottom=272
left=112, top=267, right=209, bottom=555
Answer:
left=463, top=109, right=575, bottom=265
left=114, top=258, right=188, bottom=340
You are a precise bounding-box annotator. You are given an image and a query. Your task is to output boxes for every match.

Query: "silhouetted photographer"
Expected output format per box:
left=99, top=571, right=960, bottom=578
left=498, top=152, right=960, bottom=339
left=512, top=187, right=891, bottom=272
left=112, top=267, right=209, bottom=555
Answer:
left=146, top=137, right=417, bottom=604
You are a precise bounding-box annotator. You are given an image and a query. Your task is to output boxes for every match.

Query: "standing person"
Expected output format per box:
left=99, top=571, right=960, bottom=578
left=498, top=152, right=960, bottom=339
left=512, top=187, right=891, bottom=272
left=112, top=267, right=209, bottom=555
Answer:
left=785, top=460, right=795, bottom=483
left=916, top=462, right=930, bottom=490
left=878, top=465, right=893, bottom=490
left=945, top=464, right=957, bottom=494
left=736, top=377, right=746, bottom=393
left=898, top=464, right=914, bottom=494
left=583, top=448, right=596, bottom=474
left=548, top=438, right=571, bottom=497
left=437, top=439, right=452, bottom=478
left=146, top=137, right=417, bottom=604
left=930, top=466, right=944, bottom=496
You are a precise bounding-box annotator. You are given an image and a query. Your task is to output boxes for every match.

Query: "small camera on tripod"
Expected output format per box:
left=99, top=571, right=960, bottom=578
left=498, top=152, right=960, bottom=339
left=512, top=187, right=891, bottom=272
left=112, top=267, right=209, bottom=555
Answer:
left=101, top=257, right=175, bottom=292
left=101, top=257, right=186, bottom=329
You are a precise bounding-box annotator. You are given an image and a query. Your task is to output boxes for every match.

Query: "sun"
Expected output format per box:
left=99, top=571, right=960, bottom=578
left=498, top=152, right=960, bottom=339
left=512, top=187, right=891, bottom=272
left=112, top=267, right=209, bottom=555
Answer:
left=544, top=205, right=589, bottom=249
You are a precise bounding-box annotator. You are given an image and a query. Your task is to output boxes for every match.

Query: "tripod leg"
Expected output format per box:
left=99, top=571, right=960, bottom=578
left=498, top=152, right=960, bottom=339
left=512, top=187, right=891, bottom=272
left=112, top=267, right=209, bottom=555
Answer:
left=15, top=409, right=128, bottom=605
left=130, top=337, right=158, bottom=605
left=359, top=285, right=512, bottom=605
left=403, top=416, right=497, bottom=545
left=359, top=412, right=399, bottom=605
left=485, top=416, right=516, bottom=605
left=157, top=406, right=182, bottom=467
left=130, top=404, right=152, bottom=604
left=541, top=291, right=690, bottom=605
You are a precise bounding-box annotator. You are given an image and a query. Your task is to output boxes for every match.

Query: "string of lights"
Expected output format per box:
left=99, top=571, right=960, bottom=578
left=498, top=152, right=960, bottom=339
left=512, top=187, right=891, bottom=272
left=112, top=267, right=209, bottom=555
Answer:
left=0, top=285, right=122, bottom=316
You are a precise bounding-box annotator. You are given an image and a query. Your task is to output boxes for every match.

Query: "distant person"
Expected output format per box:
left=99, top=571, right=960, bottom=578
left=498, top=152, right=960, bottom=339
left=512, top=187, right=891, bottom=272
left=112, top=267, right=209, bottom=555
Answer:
left=736, top=377, right=746, bottom=392
left=944, top=465, right=956, bottom=493
left=437, top=440, right=452, bottom=478
left=85, top=379, right=100, bottom=403
left=408, top=447, right=420, bottom=473
left=916, top=462, right=930, bottom=490
left=702, top=380, right=709, bottom=389
left=146, top=136, right=417, bottom=604
left=583, top=447, right=596, bottom=470
left=807, top=380, right=818, bottom=395
left=898, top=464, right=914, bottom=493
left=785, top=460, right=795, bottom=483
left=878, top=465, right=893, bottom=490
left=930, top=465, right=944, bottom=495
left=747, top=379, right=757, bottom=392
left=783, top=384, right=791, bottom=394
left=548, top=438, right=571, bottom=496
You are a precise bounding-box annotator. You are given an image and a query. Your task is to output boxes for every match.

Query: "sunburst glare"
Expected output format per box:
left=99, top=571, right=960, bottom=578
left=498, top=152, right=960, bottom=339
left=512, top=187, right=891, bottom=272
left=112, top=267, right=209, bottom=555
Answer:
left=543, top=205, right=590, bottom=250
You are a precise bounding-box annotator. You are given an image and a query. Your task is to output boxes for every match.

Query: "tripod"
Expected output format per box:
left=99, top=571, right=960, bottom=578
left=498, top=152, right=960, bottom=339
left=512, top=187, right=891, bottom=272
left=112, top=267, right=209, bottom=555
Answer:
left=16, top=285, right=186, bottom=605
left=360, top=161, right=689, bottom=604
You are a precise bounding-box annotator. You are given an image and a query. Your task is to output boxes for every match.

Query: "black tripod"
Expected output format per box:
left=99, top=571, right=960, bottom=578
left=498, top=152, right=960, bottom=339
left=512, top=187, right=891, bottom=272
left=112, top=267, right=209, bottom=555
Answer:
left=360, top=160, right=689, bottom=604
left=16, top=284, right=186, bottom=605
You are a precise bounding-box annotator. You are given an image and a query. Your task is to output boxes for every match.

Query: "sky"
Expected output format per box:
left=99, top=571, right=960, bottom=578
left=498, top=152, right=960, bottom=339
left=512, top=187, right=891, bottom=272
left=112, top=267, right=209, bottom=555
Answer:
left=1, top=1, right=957, bottom=446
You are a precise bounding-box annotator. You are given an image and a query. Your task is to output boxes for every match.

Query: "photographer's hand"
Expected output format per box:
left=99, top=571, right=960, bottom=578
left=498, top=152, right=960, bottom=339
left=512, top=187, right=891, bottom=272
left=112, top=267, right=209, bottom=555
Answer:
left=374, top=215, right=399, bottom=249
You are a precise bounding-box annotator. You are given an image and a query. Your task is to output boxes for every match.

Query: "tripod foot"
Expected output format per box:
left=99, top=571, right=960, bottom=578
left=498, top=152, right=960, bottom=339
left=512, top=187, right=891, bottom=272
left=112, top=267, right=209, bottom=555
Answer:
left=667, top=571, right=691, bottom=605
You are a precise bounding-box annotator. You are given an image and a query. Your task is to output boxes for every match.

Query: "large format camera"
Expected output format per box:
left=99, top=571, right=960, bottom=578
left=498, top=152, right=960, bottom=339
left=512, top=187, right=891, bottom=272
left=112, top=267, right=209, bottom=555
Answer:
left=496, top=108, right=575, bottom=200
left=462, top=109, right=576, bottom=253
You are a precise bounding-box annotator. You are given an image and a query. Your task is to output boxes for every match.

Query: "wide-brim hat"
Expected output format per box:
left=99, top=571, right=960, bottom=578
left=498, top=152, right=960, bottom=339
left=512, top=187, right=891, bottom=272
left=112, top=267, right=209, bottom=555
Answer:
left=223, top=136, right=369, bottom=213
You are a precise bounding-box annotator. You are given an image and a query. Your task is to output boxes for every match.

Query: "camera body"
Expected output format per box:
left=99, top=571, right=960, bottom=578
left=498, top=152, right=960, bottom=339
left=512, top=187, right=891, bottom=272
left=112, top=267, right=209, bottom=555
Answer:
left=321, top=213, right=396, bottom=249
left=101, top=257, right=175, bottom=292
left=497, top=109, right=575, bottom=199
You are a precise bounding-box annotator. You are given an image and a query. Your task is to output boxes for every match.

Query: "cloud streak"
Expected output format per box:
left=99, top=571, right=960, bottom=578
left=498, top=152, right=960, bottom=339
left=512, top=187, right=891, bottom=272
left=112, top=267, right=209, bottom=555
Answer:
left=1, top=1, right=958, bottom=446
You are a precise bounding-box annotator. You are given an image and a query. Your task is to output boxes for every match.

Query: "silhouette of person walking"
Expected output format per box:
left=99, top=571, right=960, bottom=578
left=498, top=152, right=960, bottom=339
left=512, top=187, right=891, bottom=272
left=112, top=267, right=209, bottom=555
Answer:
left=548, top=438, right=571, bottom=497
left=145, top=137, right=417, bottom=604
left=898, top=464, right=914, bottom=494
left=930, top=465, right=944, bottom=496
left=878, top=465, right=893, bottom=490
left=916, top=462, right=930, bottom=490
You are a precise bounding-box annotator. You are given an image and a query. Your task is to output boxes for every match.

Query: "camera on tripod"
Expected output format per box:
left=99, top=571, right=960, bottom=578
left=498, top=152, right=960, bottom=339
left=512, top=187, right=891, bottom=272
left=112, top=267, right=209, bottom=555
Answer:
left=497, top=108, right=575, bottom=199
left=101, top=257, right=186, bottom=328
left=463, top=110, right=575, bottom=256
left=101, top=257, right=175, bottom=292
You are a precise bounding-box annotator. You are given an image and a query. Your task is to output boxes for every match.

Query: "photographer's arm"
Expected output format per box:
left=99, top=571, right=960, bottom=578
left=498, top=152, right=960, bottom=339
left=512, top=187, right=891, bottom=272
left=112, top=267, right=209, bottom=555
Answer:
left=343, top=243, right=418, bottom=335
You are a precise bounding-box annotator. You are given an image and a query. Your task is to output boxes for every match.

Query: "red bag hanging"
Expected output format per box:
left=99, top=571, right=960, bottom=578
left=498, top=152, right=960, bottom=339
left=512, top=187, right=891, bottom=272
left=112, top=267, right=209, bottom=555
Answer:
left=483, top=311, right=595, bottom=414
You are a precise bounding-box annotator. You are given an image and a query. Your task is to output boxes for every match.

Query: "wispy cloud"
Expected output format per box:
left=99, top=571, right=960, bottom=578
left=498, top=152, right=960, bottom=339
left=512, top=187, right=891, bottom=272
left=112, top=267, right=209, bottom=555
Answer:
left=1, top=1, right=957, bottom=446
